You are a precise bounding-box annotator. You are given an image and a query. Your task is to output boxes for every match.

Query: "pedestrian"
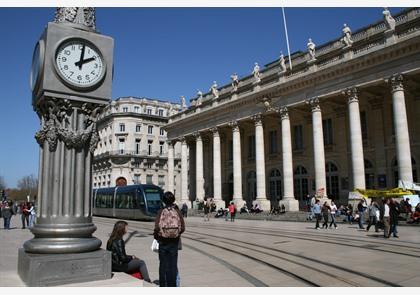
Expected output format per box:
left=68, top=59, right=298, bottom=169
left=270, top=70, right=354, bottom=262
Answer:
left=329, top=201, right=338, bottom=229
left=366, top=200, right=379, bottom=232
left=203, top=199, right=210, bottom=222
left=228, top=201, right=236, bottom=222
left=389, top=199, right=400, bottom=238
left=380, top=198, right=391, bottom=238
left=28, top=202, right=36, bottom=228
left=347, top=204, right=353, bottom=224
left=357, top=199, right=367, bottom=229
left=321, top=201, right=330, bottom=229
left=154, top=191, right=185, bottom=287
left=106, top=220, right=152, bottom=282
left=20, top=201, right=29, bottom=229
left=181, top=202, right=188, bottom=218
left=313, top=199, right=321, bottom=229
left=1, top=201, right=15, bottom=230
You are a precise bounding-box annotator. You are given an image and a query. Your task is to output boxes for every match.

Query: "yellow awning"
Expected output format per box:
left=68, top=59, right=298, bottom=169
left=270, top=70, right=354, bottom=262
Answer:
left=355, top=188, right=413, bottom=198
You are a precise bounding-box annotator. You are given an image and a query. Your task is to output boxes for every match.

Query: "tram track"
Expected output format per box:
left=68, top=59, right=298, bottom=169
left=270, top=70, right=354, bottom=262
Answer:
left=189, top=223, right=420, bottom=259
left=94, top=217, right=402, bottom=287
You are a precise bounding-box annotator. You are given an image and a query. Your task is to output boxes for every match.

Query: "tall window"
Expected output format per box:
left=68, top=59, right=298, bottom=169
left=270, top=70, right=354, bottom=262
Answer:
left=248, top=135, right=255, bottom=159
left=323, top=118, right=333, bottom=145
left=134, top=106, right=140, bottom=113
left=133, top=174, right=140, bottom=184
left=118, top=138, right=125, bottom=155
left=360, top=111, right=368, bottom=145
left=119, top=123, right=125, bottom=132
left=228, top=140, right=233, bottom=161
left=293, top=125, right=303, bottom=150
left=158, top=175, right=165, bottom=186
left=135, top=139, right=141, bottom=155
left=122, top=107, right=128, bottom=112
left=136, top=124, right=141, bottom=132
left=147, top=108, right=152, bottom=115
left=269, top=169, right=282, bottom=204
left=158, top=109, right=164, bottom=116
left=269, top=130, right=278, bottom=154
left=364, top=159, right=375, bottom=189
left=294, top=166, right=309, bottom=204
left=326, top=162, right=339, bottom=199
left=159, top=128, right=164, bottom=136
left=159, top=141, right=164, bottom=155
left=148, top=125, right=153, bottom=135
left=146, top=175, right=153, bottom=184
left=148, top=140, right=153, bottom=155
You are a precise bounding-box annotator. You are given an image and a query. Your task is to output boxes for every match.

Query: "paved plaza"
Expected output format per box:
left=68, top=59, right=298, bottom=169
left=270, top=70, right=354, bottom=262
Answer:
left=1, top=215, right=420, bottom=287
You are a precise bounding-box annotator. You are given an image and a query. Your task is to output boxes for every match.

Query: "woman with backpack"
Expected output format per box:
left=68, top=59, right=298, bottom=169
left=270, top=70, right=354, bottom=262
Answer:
left=154, top=191, right=185, bottom=287
left=106, top=220, right=152, bottom=283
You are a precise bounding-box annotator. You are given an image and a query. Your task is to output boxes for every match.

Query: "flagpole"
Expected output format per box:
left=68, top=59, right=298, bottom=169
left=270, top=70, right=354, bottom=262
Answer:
left=282, top=7, right=293, bottom=70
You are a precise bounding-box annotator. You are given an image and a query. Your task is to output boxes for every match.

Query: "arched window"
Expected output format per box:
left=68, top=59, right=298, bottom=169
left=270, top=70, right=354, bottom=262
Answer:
left=393, top=158, right=418, bottom=187
left=246, top=171, right=256, bottom=206
left=269, top=169, right=282, bottom=206
left=116, top=177, right=127, bottom=187
left=326, top=162, right=339, bottom=199
left=364, top=159, right=375, bottom=189
left=294, top=165, right=308, bottom=204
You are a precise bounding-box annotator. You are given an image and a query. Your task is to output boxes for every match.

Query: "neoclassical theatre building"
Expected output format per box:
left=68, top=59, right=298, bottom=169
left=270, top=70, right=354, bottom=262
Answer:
left=93, top=97, right=182, bottom=194
left=165, top=8, right=420, bottom=211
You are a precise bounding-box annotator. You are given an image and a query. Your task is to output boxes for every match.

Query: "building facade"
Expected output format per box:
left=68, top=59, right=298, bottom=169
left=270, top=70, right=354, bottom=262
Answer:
left=165, top=8, right=420, bottom=211
left=93, top=97, right=182, bottom=195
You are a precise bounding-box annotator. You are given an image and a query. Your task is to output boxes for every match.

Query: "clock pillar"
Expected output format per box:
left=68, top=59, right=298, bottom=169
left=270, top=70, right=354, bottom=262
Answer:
left=18, top=8, right=114, bottom=286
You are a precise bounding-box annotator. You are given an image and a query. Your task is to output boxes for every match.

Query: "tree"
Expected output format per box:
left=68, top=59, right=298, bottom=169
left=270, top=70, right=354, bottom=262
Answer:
left=17, top=174, right=38, bottom=199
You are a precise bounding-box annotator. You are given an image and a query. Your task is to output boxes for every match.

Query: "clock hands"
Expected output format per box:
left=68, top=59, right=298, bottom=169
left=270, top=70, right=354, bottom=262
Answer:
left=75, top=44, right=86, bottom=70
left=74, top=53, right=96, bottom=69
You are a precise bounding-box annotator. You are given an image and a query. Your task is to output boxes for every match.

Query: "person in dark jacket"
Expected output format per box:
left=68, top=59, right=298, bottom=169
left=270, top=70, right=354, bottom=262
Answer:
left=154, top=191, right=185, bottom=287
left=1, top=201, right=15, bottom=230
left=321, top=202, right=330, bottom=229
left=106, top=220, right=152, bottom=282
left=389, top=199, right=400, bottom=238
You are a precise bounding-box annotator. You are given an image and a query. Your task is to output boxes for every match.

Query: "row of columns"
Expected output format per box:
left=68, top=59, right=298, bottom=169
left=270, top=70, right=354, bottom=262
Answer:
left=167, top=74, right=413, bottom=210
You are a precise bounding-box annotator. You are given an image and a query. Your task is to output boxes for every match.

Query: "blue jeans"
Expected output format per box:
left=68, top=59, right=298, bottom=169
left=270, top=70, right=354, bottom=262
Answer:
left=3, top=217, right=11, bottom=229
left=358, top=211, right=365, bottom=228
left=158, top=241, right=179, bottom=287
left=390, top=223, right=398, bottom=237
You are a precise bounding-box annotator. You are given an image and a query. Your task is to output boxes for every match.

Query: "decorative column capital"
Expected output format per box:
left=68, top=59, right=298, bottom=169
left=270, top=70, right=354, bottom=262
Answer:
left=54, top=7, right=96, bottom=31
left=229, top=120, right=240, bottom=132
left=210, top=127, right=220, bottom=136
left=305, top=97, right=321, bottom=112
left=279, top=107, right=289, bottom=120
left=166, top=139, right=175, bottom=147
left=342, top=87, right=359, bottom=104
left=251, top=113, right=264, bottom=126
left=179, top=136, right=187, bottom=144
left=192, top=132, right=202, bottom=140
left=386, top=73, right=404, bottom=92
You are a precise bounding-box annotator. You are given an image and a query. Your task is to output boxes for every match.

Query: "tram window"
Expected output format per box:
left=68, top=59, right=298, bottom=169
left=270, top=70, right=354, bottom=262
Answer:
left=95, top=193, right=113, bottom=208
left=145, top=192, right=162, bottom=207
left=116, top=192, right=136, bottom=209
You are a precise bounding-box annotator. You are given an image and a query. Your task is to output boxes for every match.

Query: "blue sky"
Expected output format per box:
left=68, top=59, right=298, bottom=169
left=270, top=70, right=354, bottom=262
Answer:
left=0, top=7, right=404, bottom=188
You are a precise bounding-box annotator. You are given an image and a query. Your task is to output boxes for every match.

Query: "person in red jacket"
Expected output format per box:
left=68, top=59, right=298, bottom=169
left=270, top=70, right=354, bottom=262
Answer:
left=228, top=201, right=236, bottom=222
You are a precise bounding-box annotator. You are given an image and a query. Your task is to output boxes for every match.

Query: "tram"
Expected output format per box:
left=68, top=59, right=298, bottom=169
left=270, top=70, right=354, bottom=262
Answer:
left=93, top=184, right=163, bottom=221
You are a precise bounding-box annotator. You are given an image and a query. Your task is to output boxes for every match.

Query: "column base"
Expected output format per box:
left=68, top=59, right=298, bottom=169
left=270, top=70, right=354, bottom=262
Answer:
left=232, top=198, right=246, bottom=209
left=254, top=199, right=271, bottom=211
left=213, top=199, right=227, bottom=210
left=279, top=199, right=300, bottom=212
left=18, top=248, right=111, bottom=286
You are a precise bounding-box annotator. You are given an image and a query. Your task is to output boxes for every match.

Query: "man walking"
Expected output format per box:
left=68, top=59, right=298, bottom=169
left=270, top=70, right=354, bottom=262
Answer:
left=380, top=198, right=391, bottom=238
left=366, top=200, right=379, bottom=232
left=313, top=199, right=321, bottom=229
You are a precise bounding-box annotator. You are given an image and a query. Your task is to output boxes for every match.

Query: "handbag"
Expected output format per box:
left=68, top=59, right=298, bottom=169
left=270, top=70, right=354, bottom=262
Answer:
left=151, top=239, right=159, bottom=253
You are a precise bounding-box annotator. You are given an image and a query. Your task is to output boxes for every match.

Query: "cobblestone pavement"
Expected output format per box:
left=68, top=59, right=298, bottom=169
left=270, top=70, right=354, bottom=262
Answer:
left=1, top=215, right=420, bottom=287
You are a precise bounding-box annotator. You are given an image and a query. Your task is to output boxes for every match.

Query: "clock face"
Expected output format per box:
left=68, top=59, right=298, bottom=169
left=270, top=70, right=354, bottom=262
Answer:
left=30, top=40, right=44, bottom=92
left=55, top=39, right=106, bottom=89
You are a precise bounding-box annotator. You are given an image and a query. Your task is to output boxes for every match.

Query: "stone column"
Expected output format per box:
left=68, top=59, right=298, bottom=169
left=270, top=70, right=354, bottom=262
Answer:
left=167, top=140, right=175, bottom=194
left=180, top=137, right=190, bottom=207
left=211, top=127, right=224, bottom=208
left=279, top=107, right=299, bottom=211
left=230, top=121, right=245, bottom=208
left=25, top=98, right=103, bottom=254
left=307, top=98, right=328, bottom=198
left=343, top=87, right=366, bottom=189
left=194, top=132, right=205, bottom=202
left=388, top=74, right=413, bottom=183
left=253, top=114, right=270, bottom=210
